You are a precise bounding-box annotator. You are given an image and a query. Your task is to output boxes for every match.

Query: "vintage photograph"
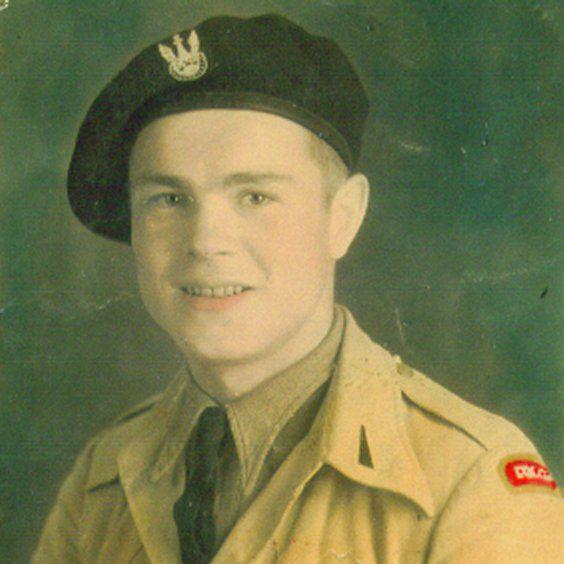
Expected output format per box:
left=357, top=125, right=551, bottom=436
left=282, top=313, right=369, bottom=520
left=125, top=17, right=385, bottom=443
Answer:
left=2, top=1, right=562, bottom=562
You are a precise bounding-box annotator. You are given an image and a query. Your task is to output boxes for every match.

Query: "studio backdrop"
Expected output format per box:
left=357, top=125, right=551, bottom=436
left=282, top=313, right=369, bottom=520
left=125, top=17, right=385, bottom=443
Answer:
left=1, top=1, right=562, bottom=562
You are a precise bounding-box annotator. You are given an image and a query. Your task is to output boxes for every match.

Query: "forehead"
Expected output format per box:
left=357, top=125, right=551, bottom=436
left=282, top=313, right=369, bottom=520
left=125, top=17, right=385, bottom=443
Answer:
left=130, top=109, right=315, bottom=170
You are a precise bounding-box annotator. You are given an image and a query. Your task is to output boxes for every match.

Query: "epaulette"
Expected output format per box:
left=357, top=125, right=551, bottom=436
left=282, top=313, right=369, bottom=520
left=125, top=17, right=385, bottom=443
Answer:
left=394, top=357, right=533, bottom=452
left=112, top=390, right=164, bottom=425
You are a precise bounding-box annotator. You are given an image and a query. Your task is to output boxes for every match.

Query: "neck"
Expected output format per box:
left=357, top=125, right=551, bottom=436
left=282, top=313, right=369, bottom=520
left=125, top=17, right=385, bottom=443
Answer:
left=187, top=301, right=335, bottom=403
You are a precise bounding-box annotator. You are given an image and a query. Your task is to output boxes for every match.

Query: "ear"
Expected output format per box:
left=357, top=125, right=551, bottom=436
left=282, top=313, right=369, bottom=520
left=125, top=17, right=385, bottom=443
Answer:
left=328, top=173, right=370, bottom=260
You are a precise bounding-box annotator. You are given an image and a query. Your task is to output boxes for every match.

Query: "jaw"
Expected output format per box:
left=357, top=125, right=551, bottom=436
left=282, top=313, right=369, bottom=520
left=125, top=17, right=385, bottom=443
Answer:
left=176, top=284, right=336, bottom=401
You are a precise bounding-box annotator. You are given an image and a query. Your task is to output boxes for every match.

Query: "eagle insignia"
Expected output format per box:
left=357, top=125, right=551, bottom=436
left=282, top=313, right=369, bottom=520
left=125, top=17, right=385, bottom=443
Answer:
left=158, top=30, right=208, bottom=82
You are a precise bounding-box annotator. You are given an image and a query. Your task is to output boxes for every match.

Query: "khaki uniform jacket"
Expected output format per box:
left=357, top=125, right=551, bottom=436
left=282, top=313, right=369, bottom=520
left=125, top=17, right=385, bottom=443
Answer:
left=34, top=309, right=562, bottom=563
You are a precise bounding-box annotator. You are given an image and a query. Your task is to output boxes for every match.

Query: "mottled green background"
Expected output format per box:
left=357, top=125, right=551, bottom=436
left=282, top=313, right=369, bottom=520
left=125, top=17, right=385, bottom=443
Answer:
left=1, top=0, right=562, bottom=561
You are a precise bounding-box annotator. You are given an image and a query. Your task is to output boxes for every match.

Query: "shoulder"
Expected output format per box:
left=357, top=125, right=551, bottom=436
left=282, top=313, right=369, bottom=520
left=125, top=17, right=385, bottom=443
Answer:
left=98, top=387, right=165, bottom=442
left=340, top=308, right=557, bottom=507
left=341, top=307, right=534, bottom=456
left=392, top=358, right=561, bottom=508
left=396, top=359, right=534, bottom=453
left=82, top=369, right=192, bottom=488
left=395, top=364, right=564, bottom=560
left=341, top=311, right=536, bottom=481
left=75, top=388, right=168, bottom=490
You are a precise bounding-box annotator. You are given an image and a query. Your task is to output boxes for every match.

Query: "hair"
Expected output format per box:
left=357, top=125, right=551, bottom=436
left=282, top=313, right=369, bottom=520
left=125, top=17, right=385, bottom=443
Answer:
left=307, top=131, right=351, bottom=206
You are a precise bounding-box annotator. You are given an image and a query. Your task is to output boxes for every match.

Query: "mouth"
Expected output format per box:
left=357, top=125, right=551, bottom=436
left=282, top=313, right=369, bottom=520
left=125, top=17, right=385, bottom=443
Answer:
left=179, top=284, right=253, bottom=311
left=181, top=284, right=250, bottom=297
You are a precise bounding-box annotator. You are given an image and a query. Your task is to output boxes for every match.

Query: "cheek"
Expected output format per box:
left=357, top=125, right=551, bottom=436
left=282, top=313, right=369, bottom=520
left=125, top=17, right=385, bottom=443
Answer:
left=259, top=209, right=331, bottom=277
left=132, top=224, right=174, bottom=292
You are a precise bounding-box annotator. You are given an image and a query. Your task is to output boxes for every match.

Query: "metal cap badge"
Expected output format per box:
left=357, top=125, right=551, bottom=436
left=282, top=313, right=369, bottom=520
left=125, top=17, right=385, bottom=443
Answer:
left=158, top=31, right=208, bottom=81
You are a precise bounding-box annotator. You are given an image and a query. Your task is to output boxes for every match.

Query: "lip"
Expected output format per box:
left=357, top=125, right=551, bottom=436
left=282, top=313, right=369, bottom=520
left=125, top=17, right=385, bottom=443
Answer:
left=180, top=279, right=250, bottom=287
left=180, top=286, right=252, bottom=312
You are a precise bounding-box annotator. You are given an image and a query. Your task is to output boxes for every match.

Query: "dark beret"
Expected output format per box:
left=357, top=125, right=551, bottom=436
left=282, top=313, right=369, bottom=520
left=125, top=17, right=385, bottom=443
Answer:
left=68, top=14, right=369, bottom=242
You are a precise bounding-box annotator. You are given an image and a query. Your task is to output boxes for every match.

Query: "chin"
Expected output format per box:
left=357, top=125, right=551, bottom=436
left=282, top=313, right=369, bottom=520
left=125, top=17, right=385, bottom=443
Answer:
left=175, top=331, right=269, bottom=366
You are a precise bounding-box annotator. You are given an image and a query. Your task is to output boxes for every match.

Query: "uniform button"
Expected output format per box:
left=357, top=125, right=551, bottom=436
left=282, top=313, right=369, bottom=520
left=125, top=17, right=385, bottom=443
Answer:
left=394, top=355, right=414, bottom=377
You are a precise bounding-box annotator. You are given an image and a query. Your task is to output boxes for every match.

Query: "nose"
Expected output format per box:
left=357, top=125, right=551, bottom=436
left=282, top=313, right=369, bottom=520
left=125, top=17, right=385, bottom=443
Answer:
left=186, top=197, right=237, bottom=259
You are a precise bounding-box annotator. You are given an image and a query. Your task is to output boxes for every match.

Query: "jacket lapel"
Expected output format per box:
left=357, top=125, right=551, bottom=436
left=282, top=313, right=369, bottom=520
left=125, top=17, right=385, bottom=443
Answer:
left=321, top=309, right=435, bottom=517
left=118, top=436, right=183, bottom=563
left=214, top=307, right=434, bottom=562
left=116, top=372, right=211, bottom=564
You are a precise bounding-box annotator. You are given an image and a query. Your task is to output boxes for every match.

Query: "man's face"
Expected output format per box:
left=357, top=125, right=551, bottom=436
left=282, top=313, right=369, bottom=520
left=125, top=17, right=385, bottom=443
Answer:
left=129, top=109, right=338, bottom=367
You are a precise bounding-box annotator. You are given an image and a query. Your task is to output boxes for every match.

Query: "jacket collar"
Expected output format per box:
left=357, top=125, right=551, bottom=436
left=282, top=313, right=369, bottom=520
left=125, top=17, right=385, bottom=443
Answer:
left=315, top=306, right=435, bottom=517
left=85, top=371, right=210, bottom=490
left=116, top=373, right=214, bottom=563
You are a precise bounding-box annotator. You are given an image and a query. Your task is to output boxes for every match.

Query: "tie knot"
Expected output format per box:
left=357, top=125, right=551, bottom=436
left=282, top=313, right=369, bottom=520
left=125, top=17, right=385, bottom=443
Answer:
left=196, top=406, right=229, bottom=454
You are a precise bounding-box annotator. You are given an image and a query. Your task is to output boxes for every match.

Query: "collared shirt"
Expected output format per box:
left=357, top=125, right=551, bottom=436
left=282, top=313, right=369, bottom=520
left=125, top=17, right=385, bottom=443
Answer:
left=180, top=307, right=344, bottom=546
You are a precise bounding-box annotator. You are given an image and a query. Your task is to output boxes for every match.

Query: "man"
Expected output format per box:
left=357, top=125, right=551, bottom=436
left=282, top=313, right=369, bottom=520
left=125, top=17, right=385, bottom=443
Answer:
left=34, top=14, right=561, bottom=563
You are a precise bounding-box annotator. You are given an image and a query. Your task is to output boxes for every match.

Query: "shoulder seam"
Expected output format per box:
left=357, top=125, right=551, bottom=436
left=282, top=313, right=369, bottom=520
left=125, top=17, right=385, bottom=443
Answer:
left=398, top=366, right=525, bottom=452
left=112, top=392, right=163, bottom=426
left=401, top=391, right=489, bottom=451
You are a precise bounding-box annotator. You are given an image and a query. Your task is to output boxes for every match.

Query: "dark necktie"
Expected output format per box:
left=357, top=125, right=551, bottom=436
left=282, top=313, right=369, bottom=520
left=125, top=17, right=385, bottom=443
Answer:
left=174, top=406, right=229, bottom=564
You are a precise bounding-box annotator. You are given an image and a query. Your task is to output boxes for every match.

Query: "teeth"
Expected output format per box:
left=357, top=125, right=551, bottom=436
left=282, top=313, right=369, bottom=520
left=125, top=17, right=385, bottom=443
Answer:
left=183, top=285, right=246, bottom=297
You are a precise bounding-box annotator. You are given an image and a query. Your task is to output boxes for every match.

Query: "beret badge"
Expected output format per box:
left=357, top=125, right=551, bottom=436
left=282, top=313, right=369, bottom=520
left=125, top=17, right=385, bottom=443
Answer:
left=158, top=30, right=208, bottom=81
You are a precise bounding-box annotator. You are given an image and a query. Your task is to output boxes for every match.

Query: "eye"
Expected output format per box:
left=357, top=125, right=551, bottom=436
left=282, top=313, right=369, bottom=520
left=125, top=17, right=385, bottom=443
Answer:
left=148, top=192, right=189, bottom=208
left=161, top=193, right=182, bottom=206
left=241, top=191, right=271, bottom=206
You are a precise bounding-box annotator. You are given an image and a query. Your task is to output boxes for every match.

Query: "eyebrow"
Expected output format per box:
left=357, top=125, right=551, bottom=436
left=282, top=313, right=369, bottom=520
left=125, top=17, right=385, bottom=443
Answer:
left=223, top=172, right=293, bottom=187
left=129, top=173, right=191, bottom=192
left=129, top=171, right=293, bottom=192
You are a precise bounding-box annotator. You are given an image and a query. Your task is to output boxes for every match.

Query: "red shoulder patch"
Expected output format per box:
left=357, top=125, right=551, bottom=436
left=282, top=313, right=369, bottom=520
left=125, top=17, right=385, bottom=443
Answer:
left=499, top=454, right=558, bottom=494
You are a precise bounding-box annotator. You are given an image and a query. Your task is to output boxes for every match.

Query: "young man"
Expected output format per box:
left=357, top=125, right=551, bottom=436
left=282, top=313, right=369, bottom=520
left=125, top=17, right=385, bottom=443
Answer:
left=34, top=14, right=561, bottom=563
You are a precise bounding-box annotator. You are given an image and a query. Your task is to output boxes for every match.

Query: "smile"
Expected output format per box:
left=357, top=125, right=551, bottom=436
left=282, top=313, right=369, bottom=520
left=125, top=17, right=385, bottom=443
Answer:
left=182, top=284, right=247, bottom=297
left=180, top=285, right=252, bottom=311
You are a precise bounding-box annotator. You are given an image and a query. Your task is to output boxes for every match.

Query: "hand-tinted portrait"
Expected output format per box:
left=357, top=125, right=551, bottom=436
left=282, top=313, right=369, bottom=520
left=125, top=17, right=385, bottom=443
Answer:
left=2, top=1, right=562, bottom=562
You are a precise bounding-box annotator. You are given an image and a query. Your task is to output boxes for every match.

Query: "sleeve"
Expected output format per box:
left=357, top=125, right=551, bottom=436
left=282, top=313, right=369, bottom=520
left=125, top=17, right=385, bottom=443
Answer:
left=32, top=442, right=96, bottom=563
left=427, top=443, right=563, bottom=564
